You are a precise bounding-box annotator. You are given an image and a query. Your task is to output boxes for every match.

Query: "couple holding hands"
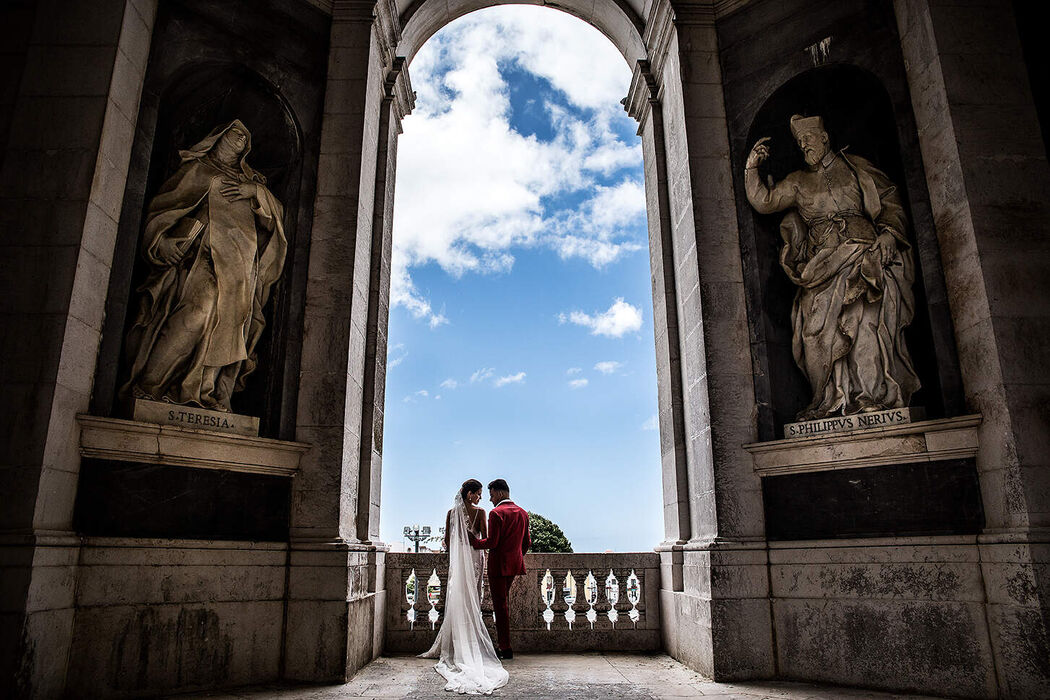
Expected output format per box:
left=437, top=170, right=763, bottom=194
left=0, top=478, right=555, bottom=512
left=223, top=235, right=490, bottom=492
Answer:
left=421, top=478, right=531, bottom=694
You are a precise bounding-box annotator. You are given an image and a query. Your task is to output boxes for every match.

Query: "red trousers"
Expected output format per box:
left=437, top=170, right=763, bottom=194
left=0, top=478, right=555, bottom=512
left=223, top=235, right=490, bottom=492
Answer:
left=488, top=573, right=515, bottom=651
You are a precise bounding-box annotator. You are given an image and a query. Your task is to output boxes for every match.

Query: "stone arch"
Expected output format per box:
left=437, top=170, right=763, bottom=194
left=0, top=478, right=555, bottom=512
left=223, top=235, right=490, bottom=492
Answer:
left=288, top=0, right=767, bottom=682
left=397, top=0, right=647, bottom=64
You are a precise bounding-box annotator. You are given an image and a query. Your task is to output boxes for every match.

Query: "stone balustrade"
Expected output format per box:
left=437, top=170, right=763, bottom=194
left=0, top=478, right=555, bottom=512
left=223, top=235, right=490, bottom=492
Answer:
left=383, top=552, right=661, bottom=654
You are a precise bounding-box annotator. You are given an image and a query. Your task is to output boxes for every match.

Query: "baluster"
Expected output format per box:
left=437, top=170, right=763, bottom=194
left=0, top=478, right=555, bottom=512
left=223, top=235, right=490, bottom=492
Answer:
left=605, top=569, right=619, bottom=628
left=540, top=568, right=555, bottom=630
left=426, top=569, right=441, bottom=629
left=406, top=569, right=417, bottom=629
left=626, top=569, right=641, bottom=626
left=584, top=571, right=598, bottom=629
left=563, top=571, right=577, bottom=630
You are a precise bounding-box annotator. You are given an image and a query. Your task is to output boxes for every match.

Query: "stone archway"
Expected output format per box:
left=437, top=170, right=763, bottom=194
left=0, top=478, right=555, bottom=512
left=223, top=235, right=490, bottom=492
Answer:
left=285, top=0, right=769, bottom=683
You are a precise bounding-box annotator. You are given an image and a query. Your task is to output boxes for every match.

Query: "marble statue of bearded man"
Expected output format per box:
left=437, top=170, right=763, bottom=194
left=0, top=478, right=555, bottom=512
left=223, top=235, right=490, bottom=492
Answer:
left=122, top=120, right=287, bottom=412
left=745, top=115, right=920, bottom=420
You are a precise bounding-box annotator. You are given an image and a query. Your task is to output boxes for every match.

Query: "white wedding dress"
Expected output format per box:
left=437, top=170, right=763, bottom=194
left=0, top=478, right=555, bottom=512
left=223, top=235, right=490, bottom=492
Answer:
left=420, top=493, right=509, bottom=694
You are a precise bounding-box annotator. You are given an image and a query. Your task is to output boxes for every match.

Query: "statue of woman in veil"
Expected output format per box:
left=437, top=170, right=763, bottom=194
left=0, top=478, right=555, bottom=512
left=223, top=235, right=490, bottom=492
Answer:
left=122, top=120, right=287, bottom=412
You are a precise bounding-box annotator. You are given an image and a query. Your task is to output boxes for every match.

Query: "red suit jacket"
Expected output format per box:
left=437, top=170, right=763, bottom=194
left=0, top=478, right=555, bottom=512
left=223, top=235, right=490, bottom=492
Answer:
left=471, top=501, right=530, bottom=576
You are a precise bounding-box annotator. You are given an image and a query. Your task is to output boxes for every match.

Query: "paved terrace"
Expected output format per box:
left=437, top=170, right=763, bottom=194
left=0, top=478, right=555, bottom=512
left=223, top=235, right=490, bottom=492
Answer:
left=172, top=653, right=939, bottom=699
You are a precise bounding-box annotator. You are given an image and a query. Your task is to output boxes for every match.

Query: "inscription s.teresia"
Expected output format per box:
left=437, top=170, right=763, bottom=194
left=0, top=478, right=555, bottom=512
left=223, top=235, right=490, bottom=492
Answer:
left=168, top=409, right=234, bottom=429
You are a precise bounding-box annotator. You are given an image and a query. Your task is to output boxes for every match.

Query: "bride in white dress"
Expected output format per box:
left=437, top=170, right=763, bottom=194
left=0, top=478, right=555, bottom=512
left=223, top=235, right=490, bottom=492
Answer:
left=420, top=479, right=509, bottom=694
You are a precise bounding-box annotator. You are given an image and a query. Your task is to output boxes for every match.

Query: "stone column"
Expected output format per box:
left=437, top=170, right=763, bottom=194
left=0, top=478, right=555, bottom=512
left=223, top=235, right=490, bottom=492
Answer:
left=0, top=1, right=156, bottom=696
left=895, top=1, right=1050, bottom=696
left=285, top=0, right=410, bottom=681
left=356, top=57, right=413, bottom=546
left=626, top=0, right=774, bottom=681
left=627, top=62, right=691, bottom=576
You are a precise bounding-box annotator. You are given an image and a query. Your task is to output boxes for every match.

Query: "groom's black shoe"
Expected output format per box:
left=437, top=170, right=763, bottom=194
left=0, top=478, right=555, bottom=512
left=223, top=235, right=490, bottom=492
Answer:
left=497, top=649, right=513, bottom=660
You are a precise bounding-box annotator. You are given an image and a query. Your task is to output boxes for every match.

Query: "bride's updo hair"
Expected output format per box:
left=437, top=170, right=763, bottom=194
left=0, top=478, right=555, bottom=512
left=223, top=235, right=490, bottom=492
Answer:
left=460, top=479, right=483, bottom=499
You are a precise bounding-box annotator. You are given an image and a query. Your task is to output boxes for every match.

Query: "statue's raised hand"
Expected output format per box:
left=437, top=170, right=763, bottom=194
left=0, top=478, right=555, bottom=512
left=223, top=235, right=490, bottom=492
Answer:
left=746, top=136, right=771, bottom=169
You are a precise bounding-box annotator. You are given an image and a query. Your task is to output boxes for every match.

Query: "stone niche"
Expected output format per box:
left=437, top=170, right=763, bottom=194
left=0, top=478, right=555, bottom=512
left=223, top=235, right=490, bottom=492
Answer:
left=739, top=63, right=959, bottom=438
left=92, top=0, right=329, bottom=442
left=722, top=0, right=981, bottom=539
left=77, top=0, right=329, bottom=543
left=720, top=0, right=965, bottom=443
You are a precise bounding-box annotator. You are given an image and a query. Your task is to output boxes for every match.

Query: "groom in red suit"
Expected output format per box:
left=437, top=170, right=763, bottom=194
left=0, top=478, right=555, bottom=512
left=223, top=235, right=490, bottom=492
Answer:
left=470, top=478, right=530, bottom=659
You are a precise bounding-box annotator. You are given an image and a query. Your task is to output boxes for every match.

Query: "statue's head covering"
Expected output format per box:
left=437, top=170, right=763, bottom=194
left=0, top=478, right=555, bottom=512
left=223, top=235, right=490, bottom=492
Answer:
left=790, top=114, right=825, bottom=139
left=178, top=119, right=266, bottom=183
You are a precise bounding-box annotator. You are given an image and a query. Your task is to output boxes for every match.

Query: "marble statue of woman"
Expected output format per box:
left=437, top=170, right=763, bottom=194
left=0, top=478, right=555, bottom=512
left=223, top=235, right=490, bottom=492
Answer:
left=745, top=114, right=920, bottom=420
left=122, top=120, right=287, bottom=412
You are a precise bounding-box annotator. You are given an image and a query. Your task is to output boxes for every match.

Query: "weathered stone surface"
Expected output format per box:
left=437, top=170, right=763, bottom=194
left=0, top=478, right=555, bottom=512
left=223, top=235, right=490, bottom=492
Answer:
left=65, top=538, right=287, bottom=696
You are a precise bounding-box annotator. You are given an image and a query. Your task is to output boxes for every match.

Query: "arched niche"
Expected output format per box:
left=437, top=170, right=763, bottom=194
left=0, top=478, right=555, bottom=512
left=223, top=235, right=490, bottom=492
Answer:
left=111, top=62, right=304, bottom=437
left=743, top=64, right=951, bottom=437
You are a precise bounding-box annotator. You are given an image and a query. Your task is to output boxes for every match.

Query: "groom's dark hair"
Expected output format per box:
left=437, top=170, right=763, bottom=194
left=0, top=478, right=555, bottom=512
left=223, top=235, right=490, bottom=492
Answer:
left=488, top=478, right=510, bottom=494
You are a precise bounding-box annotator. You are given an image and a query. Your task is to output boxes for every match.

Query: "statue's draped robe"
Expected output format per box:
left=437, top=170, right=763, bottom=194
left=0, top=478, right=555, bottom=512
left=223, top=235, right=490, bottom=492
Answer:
left=746, top=151, right=919, bottom=419
left=123, top=121, right=287, bottom=410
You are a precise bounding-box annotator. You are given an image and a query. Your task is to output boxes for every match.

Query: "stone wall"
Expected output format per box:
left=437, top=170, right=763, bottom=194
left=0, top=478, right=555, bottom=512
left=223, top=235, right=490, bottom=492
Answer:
left=769, top=537, right=996, bottom=699
left=65, top=538, right=287, bottom=697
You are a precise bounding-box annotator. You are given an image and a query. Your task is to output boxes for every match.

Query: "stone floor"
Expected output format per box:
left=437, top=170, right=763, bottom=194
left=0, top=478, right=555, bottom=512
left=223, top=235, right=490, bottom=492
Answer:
left=172, top=653, right=941, bottom=699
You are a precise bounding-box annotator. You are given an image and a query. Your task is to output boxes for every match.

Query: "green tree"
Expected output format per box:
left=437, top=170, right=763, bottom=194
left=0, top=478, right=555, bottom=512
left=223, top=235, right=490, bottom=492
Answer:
left=528, top=512, right=573, bottom=553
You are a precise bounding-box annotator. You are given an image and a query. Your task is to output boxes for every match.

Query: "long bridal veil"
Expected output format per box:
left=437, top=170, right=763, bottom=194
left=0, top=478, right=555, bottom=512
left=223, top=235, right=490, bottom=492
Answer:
left=420, top=492, right=509, bottom=694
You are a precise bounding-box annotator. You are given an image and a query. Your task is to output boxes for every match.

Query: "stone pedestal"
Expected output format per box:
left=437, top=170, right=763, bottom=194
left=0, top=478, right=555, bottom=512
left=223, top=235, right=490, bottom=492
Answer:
left=783, top=407, right=925, bottom=439
left=78, top=415, right=308, bottom=477
left=746, top=414, right=981, bottom=477
left=130, top=398, right=260, bottom=437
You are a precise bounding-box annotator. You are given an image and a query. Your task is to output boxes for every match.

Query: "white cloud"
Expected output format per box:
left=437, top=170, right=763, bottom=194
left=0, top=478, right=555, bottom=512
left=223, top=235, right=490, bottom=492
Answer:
left=387, top=343, right=408, bottom=369
left=642, top=414, right=658, bottom=431
left=559, top=298, right=643, bottom=337
left=390, top=262, right=449, bottom=329
left=391, top=7, right=645, bottom=325
left=440, top=378, right=459, bottom=389
left=569, top=378, right=589, bottom=389
left=494, top=371, right=526, bottom=387
left=416, top=389, right=429, bottom=397
left=566, top=367, right=582, bottom=375
left=594, top=360, right=623, bottom=374
left=470, top=368, right=495, bottom=384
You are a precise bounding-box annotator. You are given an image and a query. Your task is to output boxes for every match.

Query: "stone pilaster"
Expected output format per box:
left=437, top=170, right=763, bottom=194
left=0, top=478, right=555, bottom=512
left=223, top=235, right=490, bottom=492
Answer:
left=895, top=1, right=1050, bottom=696
left=286, top=0, right=410, bottom=681
left=627, top=60, right=691, bottom=555
left=629, top=0, right=773, bottom=681
left=356, top=56, right=413, bottom=545
left=0, top=1, right=156, bottom=696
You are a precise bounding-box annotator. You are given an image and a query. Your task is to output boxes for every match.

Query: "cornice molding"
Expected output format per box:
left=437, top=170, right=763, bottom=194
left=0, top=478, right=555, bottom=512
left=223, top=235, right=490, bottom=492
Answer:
left=637, top=0, right=751, bottom=103
left=385, top=56, right=416, bottom=129
left=624, top=59, right=660, bottom=126
left=374, top=0, right=403, bottom=69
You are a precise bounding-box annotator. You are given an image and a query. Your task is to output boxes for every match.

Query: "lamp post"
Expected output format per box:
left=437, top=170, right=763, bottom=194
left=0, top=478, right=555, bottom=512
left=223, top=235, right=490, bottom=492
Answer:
left=403, top=524, right=431, bottom=553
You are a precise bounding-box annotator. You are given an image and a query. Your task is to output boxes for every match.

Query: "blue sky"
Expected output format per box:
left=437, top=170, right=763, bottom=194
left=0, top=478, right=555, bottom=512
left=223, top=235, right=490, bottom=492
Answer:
left=380, top=7, right=662, bottom=553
